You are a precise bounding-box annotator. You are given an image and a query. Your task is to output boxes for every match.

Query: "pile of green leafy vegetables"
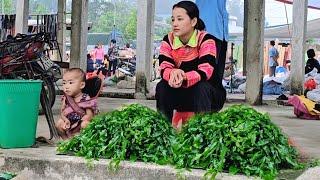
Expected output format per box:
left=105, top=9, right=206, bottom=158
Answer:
left=57, top=104, right=175, bottom=166
left=173, top=105, right=301, bottom=178
left=57, top=104, right=301, bottom=178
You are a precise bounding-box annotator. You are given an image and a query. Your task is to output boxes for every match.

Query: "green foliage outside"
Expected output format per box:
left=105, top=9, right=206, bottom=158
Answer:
left=0, top=0, right=15, bottom=14
left=88, top=0, right=170, bottom=42
left=1, top=0, right=171, bottom=43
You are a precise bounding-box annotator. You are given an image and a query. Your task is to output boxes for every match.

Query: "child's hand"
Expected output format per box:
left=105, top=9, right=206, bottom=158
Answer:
left=64, top=119, right=71, bottom=130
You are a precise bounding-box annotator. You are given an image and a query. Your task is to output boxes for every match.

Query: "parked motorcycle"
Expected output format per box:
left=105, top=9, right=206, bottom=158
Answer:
left=0, top=32, right=61, bottom=108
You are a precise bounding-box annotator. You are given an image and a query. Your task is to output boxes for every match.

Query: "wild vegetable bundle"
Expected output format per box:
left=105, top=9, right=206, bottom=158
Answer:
left=57, top=104, right=301, bottom=178
left=172, top=105, right=300, bottom=178
left=57, top=104, right=175, bottom=165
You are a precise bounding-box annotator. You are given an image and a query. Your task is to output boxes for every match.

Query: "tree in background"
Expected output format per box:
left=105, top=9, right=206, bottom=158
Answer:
left=30, top=2, right=48, bottom=15
left=89, top=0, right=137, bottom=42
left=0, top=0, right=15, bottom=14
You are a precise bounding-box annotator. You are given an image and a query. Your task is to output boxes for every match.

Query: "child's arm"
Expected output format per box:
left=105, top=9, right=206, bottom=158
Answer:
left=80, top=108, right=94, bottom=129
left=80, top=95, right=95, bottom=129
left=60, top=96, right=70, bottom=130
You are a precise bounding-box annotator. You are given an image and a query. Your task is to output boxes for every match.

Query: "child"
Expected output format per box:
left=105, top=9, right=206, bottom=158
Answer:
left=56, top=68, right=97, bottom=139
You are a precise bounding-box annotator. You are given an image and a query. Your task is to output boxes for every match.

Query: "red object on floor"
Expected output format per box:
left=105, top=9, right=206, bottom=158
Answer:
left=304, top=79, right=316, bottom=90
left=172, top=111, right=195, bottom=129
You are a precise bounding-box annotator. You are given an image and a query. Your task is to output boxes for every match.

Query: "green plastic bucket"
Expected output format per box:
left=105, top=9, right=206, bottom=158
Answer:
left=0, top=80, right=42, bottom=148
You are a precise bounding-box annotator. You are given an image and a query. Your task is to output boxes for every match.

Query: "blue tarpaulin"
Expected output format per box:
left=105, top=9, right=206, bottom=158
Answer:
left=195, top=0, right=229, bottom=41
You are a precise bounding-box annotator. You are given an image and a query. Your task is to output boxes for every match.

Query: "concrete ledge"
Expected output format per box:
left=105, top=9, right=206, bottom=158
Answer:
left=0, top=147, right=256, bottom=180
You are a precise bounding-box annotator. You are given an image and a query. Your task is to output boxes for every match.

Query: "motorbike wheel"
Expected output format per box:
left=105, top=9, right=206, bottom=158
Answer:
left=39, top=77, right=56, bottom=114
left=42, top=77, right=56, bottom=108
left=151, top=68, right=156, bottom=82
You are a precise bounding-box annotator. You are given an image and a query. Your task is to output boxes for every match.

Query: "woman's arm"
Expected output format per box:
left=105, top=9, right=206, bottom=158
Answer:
left=159, top=35, right=176, bottom=82
left=182, top=34, right=215, bottom=88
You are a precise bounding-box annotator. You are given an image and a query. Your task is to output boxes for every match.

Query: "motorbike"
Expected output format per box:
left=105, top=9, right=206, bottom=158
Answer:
left=0, top=32, right=61, bottom=108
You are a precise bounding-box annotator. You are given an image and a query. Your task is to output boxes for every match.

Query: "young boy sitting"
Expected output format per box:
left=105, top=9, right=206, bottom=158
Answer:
left=55, top=68, right=97, bottom=139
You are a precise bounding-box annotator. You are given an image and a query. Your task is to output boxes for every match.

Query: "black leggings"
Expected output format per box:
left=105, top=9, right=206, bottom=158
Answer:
left=108, top=59, right=118, bottom=76
left=155, top=80, right=226, bottom=121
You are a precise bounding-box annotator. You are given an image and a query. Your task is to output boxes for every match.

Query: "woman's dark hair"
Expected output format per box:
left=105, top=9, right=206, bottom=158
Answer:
left=307, top=49, right=315, bottom=59
left=173, top=1, right=205, bottom=31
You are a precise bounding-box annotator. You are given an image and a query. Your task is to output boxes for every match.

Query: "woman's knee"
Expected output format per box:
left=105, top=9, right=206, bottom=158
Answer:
left=155, top=80, right=170, bottom=98
left=193, top=81, right=213, bottom=96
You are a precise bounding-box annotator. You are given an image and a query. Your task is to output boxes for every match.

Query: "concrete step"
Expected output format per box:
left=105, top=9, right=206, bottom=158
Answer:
left=1, top=147, right=256, bottom=180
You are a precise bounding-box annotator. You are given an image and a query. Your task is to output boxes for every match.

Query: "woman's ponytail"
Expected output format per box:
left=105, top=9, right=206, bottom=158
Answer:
left=195, top=18, right=206, bottom=31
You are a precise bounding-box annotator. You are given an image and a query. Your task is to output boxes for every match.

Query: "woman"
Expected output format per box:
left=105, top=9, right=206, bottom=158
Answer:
left=156, top=1, right=226, bottom=122
left=94, top=43, right=105, bottom=66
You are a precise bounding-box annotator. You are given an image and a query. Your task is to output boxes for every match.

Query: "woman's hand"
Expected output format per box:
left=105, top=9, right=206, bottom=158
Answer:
left=169, top=69, right=186, bottom=88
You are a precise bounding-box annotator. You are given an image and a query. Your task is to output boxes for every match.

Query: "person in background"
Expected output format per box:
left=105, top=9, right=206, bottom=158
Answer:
left=107, top=39, right=118, bottom=76
left=86, top=53, right=95, bottom=73
left=124, top=43, right=135, bottom=58
left=305, top=49, right=320, bottom=74
left=93, top=43, right=105, bottom=67
left=156, top=1, right=226, bottom=126
left=55, top=68, right=97, bottom=139
left=268, top=40, right=279, bottom=77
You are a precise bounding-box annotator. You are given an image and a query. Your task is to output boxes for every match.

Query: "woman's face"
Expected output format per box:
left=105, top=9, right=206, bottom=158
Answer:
left=172, top=7, right=197, bottom=40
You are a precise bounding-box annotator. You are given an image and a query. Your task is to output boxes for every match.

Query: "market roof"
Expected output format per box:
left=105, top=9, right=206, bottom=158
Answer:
left=275, top=0, right=320, bottom=10
left=230, top=18, right=320, bottom=39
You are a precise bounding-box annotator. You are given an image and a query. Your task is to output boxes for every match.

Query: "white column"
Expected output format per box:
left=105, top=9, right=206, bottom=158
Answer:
left=244, top=0, right=265, bottom=105
left=135, top=0, right=155, bottom=99
left=70, top=0, right=89, bottom=70
left=290, top=0, right=308, bottom=95
left=15, top=0, right=29, bottom=35
left=57, top=0, right=66, bottom=62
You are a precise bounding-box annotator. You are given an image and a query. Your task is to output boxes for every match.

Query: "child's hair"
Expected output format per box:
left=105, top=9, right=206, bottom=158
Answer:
left=87, top=53, right=91, bottom=59
left=65, top=68, right=86, bottom=82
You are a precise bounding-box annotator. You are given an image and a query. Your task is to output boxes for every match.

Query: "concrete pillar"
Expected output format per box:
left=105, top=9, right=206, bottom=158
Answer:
left=57, top=0, right=66, bottom=62
left=70, top=0, right=88, bottom=70
left=135, top=0, right=155, bottom=99
left=290, top=0, right=308, bottom=95
left=243, top=0, right=248, bottom=76
left=15, top=0, right=29, bottom=35
left=244, top=0, right=265, bottom=105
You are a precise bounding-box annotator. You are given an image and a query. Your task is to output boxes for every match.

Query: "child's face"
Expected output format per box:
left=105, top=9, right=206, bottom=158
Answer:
left=62, top=72, right=85, bottom=97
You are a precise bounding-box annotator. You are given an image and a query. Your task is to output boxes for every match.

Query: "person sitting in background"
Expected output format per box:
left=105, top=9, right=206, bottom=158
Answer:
left=55, top=68, right=97, bottom=139
left=123, top=43, right=135, bottom=58
left=87, top=53, right=95, bottom=73
left=305, top=49, right=320, bottom=74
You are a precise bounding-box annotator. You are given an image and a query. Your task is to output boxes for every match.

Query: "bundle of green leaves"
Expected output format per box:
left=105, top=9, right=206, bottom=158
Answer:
left=57, top=104, right=175, bottom=165
left=172, top=105, right=300, bottom=178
